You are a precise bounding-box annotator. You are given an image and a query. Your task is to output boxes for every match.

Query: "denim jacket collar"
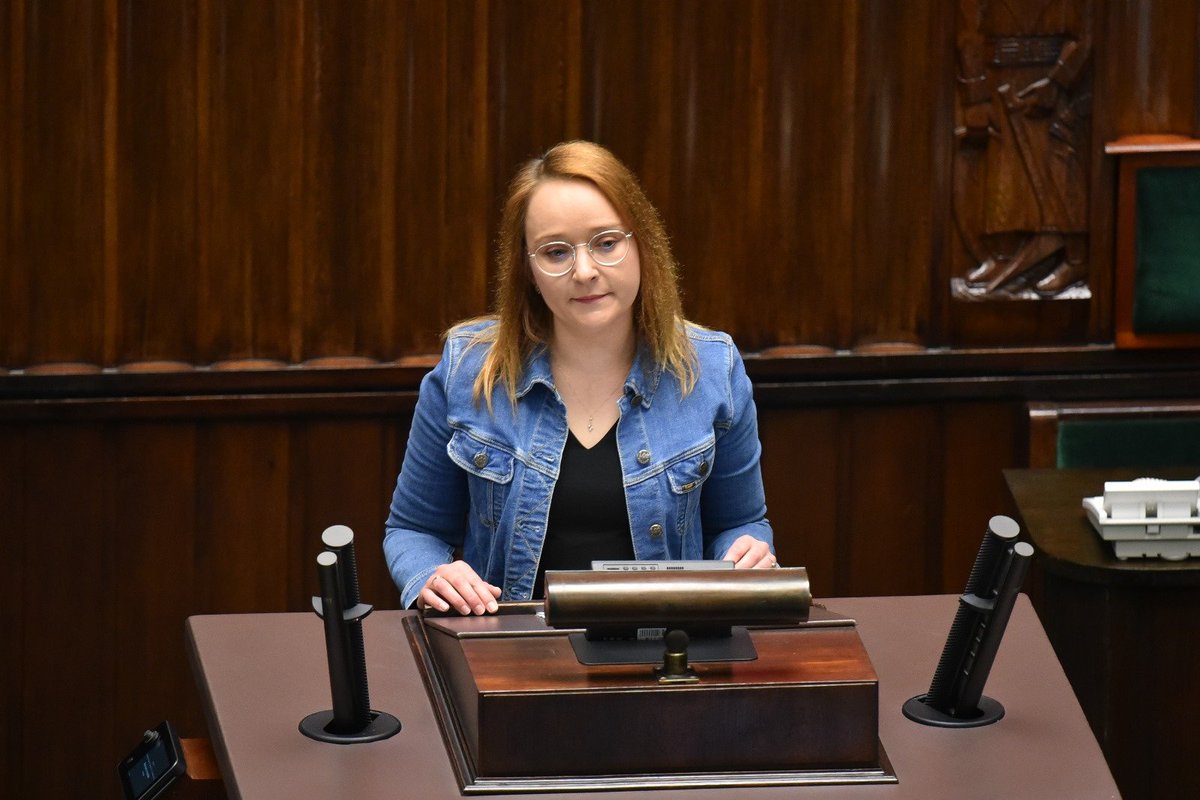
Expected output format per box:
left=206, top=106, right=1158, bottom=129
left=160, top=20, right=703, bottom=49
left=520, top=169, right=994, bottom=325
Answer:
left=514, top=342, right=661, bottom=409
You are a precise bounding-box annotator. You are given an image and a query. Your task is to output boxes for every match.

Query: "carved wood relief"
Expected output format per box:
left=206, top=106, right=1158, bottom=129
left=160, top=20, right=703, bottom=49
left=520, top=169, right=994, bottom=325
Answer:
left=951, top=0, right=1093, bottom=300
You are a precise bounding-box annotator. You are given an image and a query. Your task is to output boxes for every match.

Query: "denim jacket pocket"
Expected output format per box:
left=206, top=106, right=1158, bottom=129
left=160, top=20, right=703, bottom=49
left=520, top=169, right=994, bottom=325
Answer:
left=663, top=438, right=716, bottom=550
left=447, top=429, right=516, bottom=530
left=664, top=437, right=717, bottom=494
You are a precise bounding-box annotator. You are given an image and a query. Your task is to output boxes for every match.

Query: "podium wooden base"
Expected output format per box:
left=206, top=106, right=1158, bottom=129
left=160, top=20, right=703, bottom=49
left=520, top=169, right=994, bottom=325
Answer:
left=405, top=606, right=895, bottom=794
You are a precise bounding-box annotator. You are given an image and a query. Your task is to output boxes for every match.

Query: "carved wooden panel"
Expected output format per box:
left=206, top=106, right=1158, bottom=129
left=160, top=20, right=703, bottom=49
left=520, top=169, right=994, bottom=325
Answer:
left=950, top=0, right=1094, bottom=300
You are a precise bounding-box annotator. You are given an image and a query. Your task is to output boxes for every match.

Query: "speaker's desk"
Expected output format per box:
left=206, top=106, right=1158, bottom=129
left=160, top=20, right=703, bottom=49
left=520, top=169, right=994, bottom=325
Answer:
left=1006, top=467, right=1200, bottom=800
left=187, top=594, right=1117, bottom=799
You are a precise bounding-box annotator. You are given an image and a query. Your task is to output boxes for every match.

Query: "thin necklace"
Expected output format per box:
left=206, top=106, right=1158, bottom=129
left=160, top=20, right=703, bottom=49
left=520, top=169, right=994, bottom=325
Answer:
left=562, top=380, right=625, bottom=432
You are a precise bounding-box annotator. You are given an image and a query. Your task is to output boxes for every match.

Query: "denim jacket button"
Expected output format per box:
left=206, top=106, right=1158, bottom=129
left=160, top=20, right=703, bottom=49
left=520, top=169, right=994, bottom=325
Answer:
left=637, top=449, right=651, bottom=465
left=698, top=460, right=709, bottom=476
left=649, top=523, right=664, bottom=538
left=473, top=452, right=489, bottom=469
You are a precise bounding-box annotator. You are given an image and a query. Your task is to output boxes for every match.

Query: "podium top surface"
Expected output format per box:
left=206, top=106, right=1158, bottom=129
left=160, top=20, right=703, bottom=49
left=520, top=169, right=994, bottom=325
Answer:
left=187, top=594, right=1119, bottom=800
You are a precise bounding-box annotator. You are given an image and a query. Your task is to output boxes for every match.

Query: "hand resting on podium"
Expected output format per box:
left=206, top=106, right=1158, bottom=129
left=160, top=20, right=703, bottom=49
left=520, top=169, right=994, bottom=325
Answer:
left=419, top=535, right=777, bottom=616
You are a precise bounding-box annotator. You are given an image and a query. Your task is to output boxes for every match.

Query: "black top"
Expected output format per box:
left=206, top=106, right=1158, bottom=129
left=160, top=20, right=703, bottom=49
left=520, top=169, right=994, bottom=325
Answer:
left=534, top=424, right=634, bottom=598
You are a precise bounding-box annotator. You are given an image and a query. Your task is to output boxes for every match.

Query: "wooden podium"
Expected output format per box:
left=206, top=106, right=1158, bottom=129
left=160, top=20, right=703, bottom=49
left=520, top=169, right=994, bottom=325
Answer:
left=186, top=595, right=1121, bottom=799
left=408, top=605, right=895, bottom=793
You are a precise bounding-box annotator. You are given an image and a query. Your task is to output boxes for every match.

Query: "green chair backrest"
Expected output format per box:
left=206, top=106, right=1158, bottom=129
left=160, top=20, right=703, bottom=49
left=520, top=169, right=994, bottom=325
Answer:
left=1057, top=417, right=1200, bottom=469
left=1134, top=167, right=1200, bottom=334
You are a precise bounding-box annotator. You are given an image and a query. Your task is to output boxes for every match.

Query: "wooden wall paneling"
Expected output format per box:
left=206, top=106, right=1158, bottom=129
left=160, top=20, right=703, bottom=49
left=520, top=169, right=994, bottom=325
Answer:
left=109, top=423, right=206, bottom=753
left=640, top=0, right=761, bottom=340
left=394, top=0, right=493, bottom=354
left=19, top=0, right=110, bottom=368
left=757, top=406, right=841, bottom=598
left=486, top=0, right=581, bottom=220
left=755, top=0, right=860, bottom=350
left=938, top=401, right=1023, bottom=590
left=924, top=0, right=958, bottom=349
left=1082, top=2, right=1115, bottom=345
left=840, top=406, right=941, bottom=596
left=587, top=0, right=855, bottom=351
left=194, top=422, right=292, bottom=613
left=947, top=289, right=1095, bottom=347
left=609, top=1, right=801, bottom=349
left=299, top=1, right=395, bottom=363
left=196, top=1, right=303, bottom=365
left=850, top=0, right=943, bottom=350
left=1104, top=0, right=1199, bottom=137
left=117, top=0, right=199, bottom=366
left=20, top=424, right=116, bottom=797
left=0, top=1, right=12, bottom=369
left=289, top=419, right=403, bottom=612
left=0, top=426, right=26, bottom=796
left=582, top=0, right=675, bottom=232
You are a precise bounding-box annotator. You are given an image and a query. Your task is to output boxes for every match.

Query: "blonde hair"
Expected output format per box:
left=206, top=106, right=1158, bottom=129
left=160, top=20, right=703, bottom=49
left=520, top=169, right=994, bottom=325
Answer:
left=461, top=140, right=696, bottom=409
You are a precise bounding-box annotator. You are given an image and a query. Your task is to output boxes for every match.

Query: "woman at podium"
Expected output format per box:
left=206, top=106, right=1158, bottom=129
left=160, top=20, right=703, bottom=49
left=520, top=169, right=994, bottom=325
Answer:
left=384, top=141, right=775, bottom=614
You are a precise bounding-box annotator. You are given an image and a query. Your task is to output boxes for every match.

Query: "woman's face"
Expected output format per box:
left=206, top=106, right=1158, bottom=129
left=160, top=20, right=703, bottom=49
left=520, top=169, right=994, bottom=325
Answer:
left=524, top=179, right=641, bottom=342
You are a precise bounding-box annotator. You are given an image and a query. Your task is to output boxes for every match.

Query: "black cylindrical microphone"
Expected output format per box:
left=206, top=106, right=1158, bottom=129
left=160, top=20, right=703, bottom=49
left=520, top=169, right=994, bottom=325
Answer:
left=925, top=515, right=1019, bottom=710
left=321, top=525, right=370, bottom=725
left=315, top=551, right=358, bottom=733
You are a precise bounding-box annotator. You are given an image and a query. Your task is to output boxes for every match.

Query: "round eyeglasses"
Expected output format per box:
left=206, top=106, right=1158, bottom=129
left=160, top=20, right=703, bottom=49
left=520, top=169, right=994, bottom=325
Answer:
left=527, top=229, right=635, bottom=277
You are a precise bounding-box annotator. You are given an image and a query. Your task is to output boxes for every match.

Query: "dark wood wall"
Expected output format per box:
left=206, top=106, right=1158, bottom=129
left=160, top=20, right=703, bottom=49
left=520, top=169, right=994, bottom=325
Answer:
left=3, top=1, right=1200, bottom=797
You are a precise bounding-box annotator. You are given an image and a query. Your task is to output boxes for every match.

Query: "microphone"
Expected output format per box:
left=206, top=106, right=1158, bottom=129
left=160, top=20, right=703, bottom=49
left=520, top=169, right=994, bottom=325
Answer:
left=299, top=525, right=402, bottom=744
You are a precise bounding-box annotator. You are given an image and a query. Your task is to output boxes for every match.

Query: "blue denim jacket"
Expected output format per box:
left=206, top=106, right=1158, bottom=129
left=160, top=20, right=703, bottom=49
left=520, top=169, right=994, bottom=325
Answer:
left=384, top=321, right=773, bottom=608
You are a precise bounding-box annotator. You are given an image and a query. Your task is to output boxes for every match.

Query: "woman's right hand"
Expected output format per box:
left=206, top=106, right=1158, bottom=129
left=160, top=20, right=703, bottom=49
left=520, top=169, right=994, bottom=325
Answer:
left=419, top=560, right=502, bottom=615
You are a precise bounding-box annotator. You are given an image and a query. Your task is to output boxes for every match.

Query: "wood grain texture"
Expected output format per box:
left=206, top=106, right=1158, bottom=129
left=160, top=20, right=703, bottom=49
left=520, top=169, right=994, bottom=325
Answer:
left=110, top=424, right=206, bottom=742
left=938, top=402, right=1023, bottom=587
left=1103, top=0, right=1199, bottom=136
left=0, top=1, right=14, bottom=370
left=758, top=407, right=841, bottom=596
left=850, top=0, right=942, bottom=348
left=16, top=0, right=109, bottom=367
left=431, top=623, right=881, bottom=778
left=116, top=0, right=199, bottom=365
left=0, top=426, right=25, bottom=795
left=393, top=0, right=492, bottom=353
left=20, top=424, right=116, bottom=797
left=4, top=2, right=1200, bottom=796
left=7, top=0, right=1195, bottom=368
left=459, top=626, right=876, bottom=692
left=840, top=406, right=940, bottom=596
left=196, top=0, right=299, bottom=364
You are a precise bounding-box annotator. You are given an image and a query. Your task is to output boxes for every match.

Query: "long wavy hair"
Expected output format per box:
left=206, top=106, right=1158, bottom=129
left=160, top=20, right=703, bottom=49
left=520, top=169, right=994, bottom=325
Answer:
left=460, top=140, right=697, bottom=409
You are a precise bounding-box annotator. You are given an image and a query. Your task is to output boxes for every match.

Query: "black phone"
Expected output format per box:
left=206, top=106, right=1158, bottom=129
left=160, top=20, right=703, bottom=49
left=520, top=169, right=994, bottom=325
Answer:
left=118, top=720, right=187, bottom=800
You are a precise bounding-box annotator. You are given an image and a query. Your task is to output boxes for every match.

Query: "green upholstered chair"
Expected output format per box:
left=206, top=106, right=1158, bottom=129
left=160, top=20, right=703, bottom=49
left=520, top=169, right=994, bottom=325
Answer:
left=1028, top=401, right=1200, bottom=469
left=1108, top=136, right=1200, bottom=348
left=1132, top=167, right=1200, bottom=336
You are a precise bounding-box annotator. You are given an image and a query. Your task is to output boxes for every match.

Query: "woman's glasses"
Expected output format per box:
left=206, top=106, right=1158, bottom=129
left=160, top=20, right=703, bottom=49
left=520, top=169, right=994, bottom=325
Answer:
left=528, top=229, right=635, bottom=277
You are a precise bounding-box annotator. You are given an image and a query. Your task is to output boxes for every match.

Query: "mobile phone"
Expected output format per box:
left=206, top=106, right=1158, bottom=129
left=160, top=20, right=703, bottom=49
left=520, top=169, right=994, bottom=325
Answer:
left=118, top=720, right=187, bottom=800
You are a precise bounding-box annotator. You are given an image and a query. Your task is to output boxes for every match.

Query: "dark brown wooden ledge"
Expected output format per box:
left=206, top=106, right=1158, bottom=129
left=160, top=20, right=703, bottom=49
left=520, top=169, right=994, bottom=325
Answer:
left=1, top=345, right=1199, bottom=416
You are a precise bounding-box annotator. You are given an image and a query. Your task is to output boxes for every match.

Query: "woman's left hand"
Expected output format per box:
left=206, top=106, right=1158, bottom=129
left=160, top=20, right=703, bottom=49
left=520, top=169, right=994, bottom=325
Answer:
left=721, top=535, right=778, bottom=569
